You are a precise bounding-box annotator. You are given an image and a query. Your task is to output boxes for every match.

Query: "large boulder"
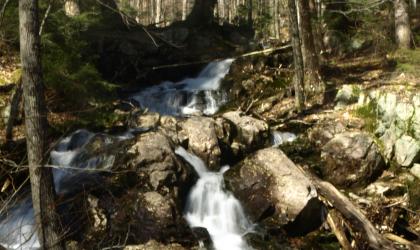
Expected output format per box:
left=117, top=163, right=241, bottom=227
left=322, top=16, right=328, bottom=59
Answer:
left=224, top=148, right=324, bottom=236
left=222, top=111, right=269, bottom=156
left=80, top=132, right=197, bottom=247
left=321, top=132, right=385, bottom=187
left=178, top=117, right=221, bottom=170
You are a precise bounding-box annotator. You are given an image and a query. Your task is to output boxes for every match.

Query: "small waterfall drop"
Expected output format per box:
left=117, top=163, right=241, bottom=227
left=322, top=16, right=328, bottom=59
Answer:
left=175, top=147, right=253, bottom=250
left=271, top=131, right=297, bottom=147
left=131, top=59, right=234, bottom=116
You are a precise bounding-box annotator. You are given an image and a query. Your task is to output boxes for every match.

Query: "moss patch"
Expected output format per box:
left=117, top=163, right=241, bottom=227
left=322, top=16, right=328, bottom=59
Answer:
left=353, top=101, right=378, bottom=133
left=393, top=48, right=420, bottom=77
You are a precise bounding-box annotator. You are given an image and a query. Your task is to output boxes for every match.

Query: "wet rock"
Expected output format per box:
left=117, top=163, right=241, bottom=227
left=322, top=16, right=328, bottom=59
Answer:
left=159, top=115, right=179, bottom=144
left=224, top=148, right=324, bottom=235
left=124, top=240, right=187, bottom=250
left=222, top=111, right=269, bottom=156
left=135, top=112, right=160, bottom=130
left=321, top=132, right=385, bottom=187
left=178, top=117, right=221, bottom=170
left=410, top=164, right=420, bottom=179
left=85, top=195, right=107, bottom=240
left=191, top=227, right=212, bottom=248
left=394, top=135, right=420, bottom=167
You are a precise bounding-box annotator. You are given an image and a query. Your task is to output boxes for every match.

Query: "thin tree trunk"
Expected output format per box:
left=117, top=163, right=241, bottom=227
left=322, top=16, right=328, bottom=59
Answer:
left=19, top=0, right=63, bottom=249
left=186, top=0, right=217, bottom=26
left=5, top=80, right=22, bottom=142
left=182, top=0, right=188, bottom=20
left=247, top=0, right=252, bottom=27
left=287, top=0, right=305, bottom=111
left=298, top=0, right=324, bottom=104
left=394, top=0, right=412, bottom=49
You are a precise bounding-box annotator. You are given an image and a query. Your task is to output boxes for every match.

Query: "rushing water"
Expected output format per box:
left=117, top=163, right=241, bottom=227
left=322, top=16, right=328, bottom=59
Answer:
left=175, top=147, right=253, bottom=250
left=0, top=129, right=133, bottom=249
left=271, top=131, right=297, bottom=147
left=131, top=59, right=234, bottom=116
left=0, top=59, right=238, bottom=249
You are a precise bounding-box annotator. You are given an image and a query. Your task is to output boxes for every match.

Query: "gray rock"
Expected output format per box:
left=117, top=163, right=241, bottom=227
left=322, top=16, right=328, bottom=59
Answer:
left=395, top=102, right=414, bottom=134
left=321, top=132, right=385, bottom=187
left=224, top=148, right=324, bottom=235
left=222, top=111, right=269, bottom=155
left=394, top=135, right=420, bottom=167
left=178, top=117, right=221, bottom=170
left=410, top=164, right=420, bottom=179
left=377, top=93, right=397, bottom=125
left=308, top=120, right=347, bottom=146
left=335, top=84, right=361, bottom=108
left=124, top=240, right=187, bottom=250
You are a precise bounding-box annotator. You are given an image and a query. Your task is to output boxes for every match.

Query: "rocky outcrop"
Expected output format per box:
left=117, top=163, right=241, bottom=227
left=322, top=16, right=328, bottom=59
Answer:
left=80, top=131, right=197, bottom=248
left=222, top=111, right=270, bottom=156
left=178, top=117, right=221, bottom=170
left=335, top=84, right=361, bottom=109
left=124, top=240, right=187, bottom=250
left=224, top=148, right=324, bottom=236
left=321, top=132, right=385, bottom=188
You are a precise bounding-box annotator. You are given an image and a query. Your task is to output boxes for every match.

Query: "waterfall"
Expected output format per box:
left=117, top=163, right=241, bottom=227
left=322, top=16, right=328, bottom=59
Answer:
left=175, top=147, right=253, bottom=250
left=131, top=59, right=234, bottom=116
left=0, top=129, right=134, bottom=250
left=271, top=131, right=297, bottom=147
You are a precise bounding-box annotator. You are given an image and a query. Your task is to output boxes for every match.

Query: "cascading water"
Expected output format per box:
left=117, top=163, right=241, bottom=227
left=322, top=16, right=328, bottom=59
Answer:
left=175, top=147, right=254, bottom=250
left=0, top=59, right=238, bottom=249
left=0, top=129, right=133, bottom=249
left=131, top=59, right=234, bottom=116
left=271, top=131, right=297, bottom=147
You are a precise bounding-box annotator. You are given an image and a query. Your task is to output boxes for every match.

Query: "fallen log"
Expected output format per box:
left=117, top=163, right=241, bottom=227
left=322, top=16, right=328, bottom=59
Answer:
left=314, top=179, right=395, bottom=250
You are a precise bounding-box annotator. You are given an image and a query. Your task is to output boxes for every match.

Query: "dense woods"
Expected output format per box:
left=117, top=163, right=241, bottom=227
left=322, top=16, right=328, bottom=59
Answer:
left=0, top=0, right=419, bottom=249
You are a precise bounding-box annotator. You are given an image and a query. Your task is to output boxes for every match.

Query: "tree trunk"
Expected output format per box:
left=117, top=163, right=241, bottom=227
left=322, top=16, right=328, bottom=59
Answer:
left=394, top=0, right=412, bottom=49
left=155, top=0, right=161, bottom=26
left=186, top=0, right=217, bottom=26
left=298, top=0, right=324, bottom=104
left=182, top=0, right=188, bottom=20
left=19, top=0, right=63, bottom=249
left=287, top=0, right=305, bottom=111
left=5, top=80, right=22, bottom=142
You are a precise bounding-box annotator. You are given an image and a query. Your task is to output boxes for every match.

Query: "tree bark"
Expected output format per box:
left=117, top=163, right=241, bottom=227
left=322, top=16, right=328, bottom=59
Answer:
left=394, top=0, right=412, bottom=49
left=298, top=0, right=324, bottom=104
left=186, top=0, right=217, bottom=26
left=19, top=0, right=63, bottom=249
left=5, top=80, right=22, bottom=142
left=287, top=0, right=305, bottom=111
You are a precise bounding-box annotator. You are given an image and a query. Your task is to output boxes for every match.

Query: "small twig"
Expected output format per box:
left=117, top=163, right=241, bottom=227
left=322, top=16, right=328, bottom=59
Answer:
left=39, top=1, right=52, bottom=36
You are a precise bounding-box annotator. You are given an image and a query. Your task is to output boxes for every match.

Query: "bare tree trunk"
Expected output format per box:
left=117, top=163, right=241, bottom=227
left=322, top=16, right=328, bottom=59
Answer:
left=182, top=0, right=188, bottom=20
left=394, top=0, right=412, bottom=49
left=298, top=0, right=324, bottom=104
left=287, top=0, right=305, bottom=111
left=5, top=80, right=22, bottom=142
left=186, top=0, right=217, bottom=26
left=19, top=0, right=63, bottom=249
left=155, top=0, right=161, bottom=25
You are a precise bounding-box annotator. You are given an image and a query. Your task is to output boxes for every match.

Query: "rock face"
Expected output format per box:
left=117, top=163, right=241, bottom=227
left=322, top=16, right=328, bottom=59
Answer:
left=394, top=135, right=420, bottom=167
left=81, top=131, right=196, bottom=247
left=222, top=111, right=270, bottom=156
left=178, top=117, right=221, bottom=170
left=321, top=132, right=385, bottom=187
left=224, top=148, right=324, bottom=236
left=124, top=240, right=187, bottom=250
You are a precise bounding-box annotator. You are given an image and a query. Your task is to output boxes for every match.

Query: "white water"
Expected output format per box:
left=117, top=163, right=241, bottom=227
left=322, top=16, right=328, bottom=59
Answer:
left=0, top=59, right=237, bottom=249
left=271, top=131, right=297, bottom=147
left=0, top=129, right=133, bottom=249
left=175, top=147, right=253, bottom=250
left=131, top=59, right=234, bottom=116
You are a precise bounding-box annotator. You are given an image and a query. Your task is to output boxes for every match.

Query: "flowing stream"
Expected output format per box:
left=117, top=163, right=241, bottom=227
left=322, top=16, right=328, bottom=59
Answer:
left=175, top=147, right=253, bottom=250
left=0, top=59, right=247, bottom=249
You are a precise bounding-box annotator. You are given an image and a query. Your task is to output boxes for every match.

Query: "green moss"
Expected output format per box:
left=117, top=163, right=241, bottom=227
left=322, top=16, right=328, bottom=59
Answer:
left=394, top=48, right=420, bottom=77
left=354, top=101, right=378, bottom=133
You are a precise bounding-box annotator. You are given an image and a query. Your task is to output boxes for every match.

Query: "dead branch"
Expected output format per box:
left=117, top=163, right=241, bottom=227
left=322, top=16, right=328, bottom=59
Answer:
left=315, top=180, right=396, bottom=250
left=0, top=83, right=15, bottom=93
left=327, top=210, right=353, bottom=250
left=39, top=1, right=52, bottom=36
